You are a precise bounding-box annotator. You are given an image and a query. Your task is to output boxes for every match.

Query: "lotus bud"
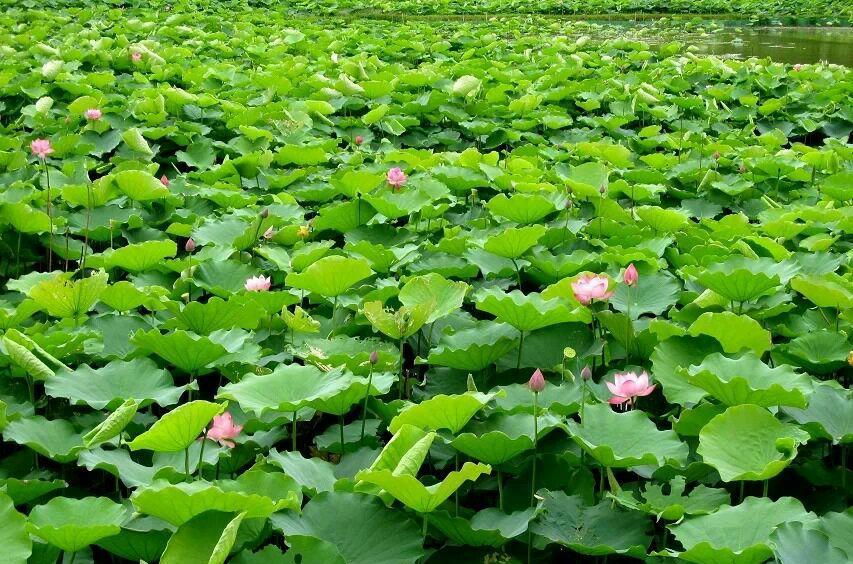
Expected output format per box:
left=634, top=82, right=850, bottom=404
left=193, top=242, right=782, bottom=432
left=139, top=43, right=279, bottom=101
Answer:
left=369, top=351, right=379, bottom=365
left=263, top=226, right=276, bottom=240
left=623, top=263, right=639, bottom=287
left=581, top=365, right=592, bottom=381
left=181, top=292, right=190, bottom=302
left=739, top=163, right=747, bottom=174
left=598, top=185, right=606, bottom=194
left=564, top=199, right=573, bottom=209
left=185, top=238, right=196, bottom=252
left=160, top=175, right=170, bottom=186
left=712, top=151, right=721, bottom=160
left=355, top=135, right=364, bottom=145
left=528, top=368, right=546, bottom=393
left=260, top=208, right=269, bottom=218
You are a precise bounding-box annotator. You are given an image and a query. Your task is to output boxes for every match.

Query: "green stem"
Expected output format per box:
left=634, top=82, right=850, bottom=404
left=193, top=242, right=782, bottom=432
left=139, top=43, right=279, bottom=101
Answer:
left=842, top=445, right=847, bottom=491
left=184, top=447, right=191, bottom=482
left=422, top=513, right=428, bottom=539
left=516, top=331, right=525, bottom=370
left=497, top=469, right=504, bottom=512
left=739, top=481, right=745, bottom=503
left=531, top=392, right=538, bottom=507
left=762, top=479, right=768, bottom=497
left=399, top=338, right=405, bottom=399
left=360, top=367, right=373, bottom=441
left=339, top=415, right=345, bottom=459
left=197, top=434, right=207, bottom=481
left=455, top=454, right=460, bottom=516
left=292, top=410, right=298, bottom=451
left=43, top=160, right=53, bottom=271
left=511, top=258, right=521, bottom=288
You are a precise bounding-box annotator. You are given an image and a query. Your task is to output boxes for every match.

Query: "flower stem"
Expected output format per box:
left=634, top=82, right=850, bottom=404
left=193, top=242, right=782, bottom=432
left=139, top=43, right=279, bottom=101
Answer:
left=531, top=392, right=538, bottom=507
left=516, top=331, right=525, bottom=370
left=339, top=414, right=345, bottom=459
left=762, top=479, right=768, bottom=497
left=497, top=469, right=504, bottom=511
left=197, top=434, right=207, bottom=480
left=291, top=410, right=298, bottom=451
left=43, top=160, right=53, bottom=271
left=184, top=447, right=190, bottom=482
left=360, top=367, right=373, bottom=441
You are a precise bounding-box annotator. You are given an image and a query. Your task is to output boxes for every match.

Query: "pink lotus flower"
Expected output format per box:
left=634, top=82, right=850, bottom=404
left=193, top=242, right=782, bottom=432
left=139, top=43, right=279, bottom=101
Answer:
left=355, top=135, right=364, bottom=145
left=571, top=274, right=613, bottom=305
left=160, top=175, right=169, bottom=186
left=131, top=52, right=142, bottom=62
left=84, top=108, right=102, bottom=121
left=262, top=226, right=276, bottom=240
left=607, top=371, right=656, bottom=406
left=30, top=139, right=54, bottom=160
left=623, top=263, right=638, bottom=287
left=387, top=167, right=407, bottom=190
left=205, top=412, right=243, bottom=448
left=528, top=368, right=546, bottom=392
left=245, top=275, right=271, bottom=292
left=185, top=238, right=196, bottom=252
left=793, top=64, right=803, bottom=71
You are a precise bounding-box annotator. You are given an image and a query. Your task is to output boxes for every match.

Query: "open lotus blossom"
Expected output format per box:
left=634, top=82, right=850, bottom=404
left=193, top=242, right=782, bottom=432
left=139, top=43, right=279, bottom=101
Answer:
left=245, top=275, right=271, bottom=292
left=607, top=371, right=656, bottom=406
left=84, top=108, right=102, bottom=120
left=571, top=274, right=613, bottom=305
left=263, top=226, right=276, bottom=239
left=623, top=263, right=638, bottom=286
left=30, top=138, right=54, bottom=159
left=205, top=412, right=243, bottom=448
left=387, top=167, right=407, bottom=189
left=793, top=64, right=803, bottom=71
left=131, top=51, right=142, bottom=62
left=160, top=175, right=170, bottom=186
left=528, top=368, right=546, bottom=392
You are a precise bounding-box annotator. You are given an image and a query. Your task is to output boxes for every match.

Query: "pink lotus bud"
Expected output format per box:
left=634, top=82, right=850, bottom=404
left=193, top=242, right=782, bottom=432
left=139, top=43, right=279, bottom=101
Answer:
left=185, top=238, right=196, bottom=252
left=528, top=368, right=546, bottom=393
left=84, top=108, right=102, bottom=121
left=369, top=351, right=379, bottom=365
left=30, top=138, right=54, bottom=160
left=793, top=64, right=803, bottom=71
left=712, top=151, right=721, bottom=160
left=598, top=185, right=606, bottom=194
left=160, top=175, right=170, bottom=186
left=355, top=135, right=364, bottom=145
left=581, top=365, right=592, bottom=381
left=623, top=263, right=638, bottom=287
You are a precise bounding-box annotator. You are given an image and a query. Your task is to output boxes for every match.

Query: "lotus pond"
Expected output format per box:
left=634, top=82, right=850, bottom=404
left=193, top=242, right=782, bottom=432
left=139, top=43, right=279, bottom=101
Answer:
left=0, top=2, right=851, bottom=564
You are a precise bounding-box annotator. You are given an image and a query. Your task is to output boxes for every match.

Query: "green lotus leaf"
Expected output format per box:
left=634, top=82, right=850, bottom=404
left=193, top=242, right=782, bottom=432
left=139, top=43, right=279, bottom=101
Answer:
left=772, top=330, right=850, bottom=374
left=398, top=273, right=468, bottom=324
left=163, top=296, right=266, bottom=334
left=426, top=321, right=519, bottom=371
left=609, top=476, right=729, bottom=521
left=267, top=450, right=338, bottom=496
left=650, top=335, right=722, bottom=406
left=82, top=399, right=139, bottom=448
left=635, top=205, right=688, bottom=233
left=293, top=336, right=398, bottom=375
left=389, top=391, right=497, bottom=434
left=450, top=411, right=565, bottom=465
left=362, top=424, right=435, bottom=480
left=483, top=225, right=547, bottom=260
left=128, top=400, right=225, bottom=452
left=771, top=521, right=848, bottom=564
left=271, top=491, right=424, bottom=564
left=330, top=170, right=384, bottom=198
left=492, top=380, right=584, bottom=416
left=819, top=510, right=853, bottom=558
left=610, top=271, right=680, bottom=317
left=194, top=261, right=260, bottom=297
left=48, top=358, right=184, bottom=409
left=1, top=335, right=55, bottom=381
left=3, top=416, right=83, bottom=462
left=131, top=329, right=230, bottom=374
left=112, top=170, right=169, bottom=201
left=790, top=273, right=853, bottom=309
left=28, top=496, right=127, bottom=553
left=282, top=306, right=321, bottom=334
left=687, top=312, right=772, bottom=355
left=0, top=492, right=31, bottom=563
left=531, top=491, right=650, bottom=557
left=669, top=496, right=817, bottom=564
left=564, top=162, right=609, bottom=199
left=429, top=506, right=537, bottom=548
left=28, top=270, right=108, bottom=319
left=567, top=403, right=688, bottom=469
left=121, top=127, right=154, bottom=156
left=687, top=352, right=813, bottom=408
left=0, top=202, right=51, bottom=233
left=689, top=257, right=799, bottom=303
left=486, top=193, right=557, bottom=224
left=77, top=448, right=158, bottom=488
left=363, top=301, right=431, bottom=339
left=0, top=478, right=66, bottom=506
left=100, top=281, right=163, bottom=312
left=229, top=546, right=291, bottom=564
left=698, top=404, right=810, bottom=482
left=362, top=179, right=447, bottom=219
left=783, top=383, right=853, bottom=444
left=98, top=240, right=177, bottom=272
left=356, top=461, right=491, bottom=513
left=474, top=288, right=585, bottom=332
left=161, top=510, right=245, bottom=564
left=286, top=255, right=373, bottom=298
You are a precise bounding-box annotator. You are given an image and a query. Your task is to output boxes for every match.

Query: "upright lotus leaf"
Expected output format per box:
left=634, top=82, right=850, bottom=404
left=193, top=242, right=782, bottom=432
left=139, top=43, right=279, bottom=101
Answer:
left=0, top=492, right=31, bottom=563
left=474, top=288, right=586, bottom=332
left=363, top=301, right=432, bottom=339
left=330, top=170, right=384, bottom=198
left=163, top=296, right=266, bottom=333
left=160, top=511, right=245, bottom=564
left=389, top=392, right=497, bottom=434
left=285, top=255, right=373, bottom=297
left=609, top=476, right=729, bottom=521
left=668, top=496, right=817, bottom=564
left=0, top=478, right=66, bottom=506
left=493, top=381, right=584, bottom=416
left=531, top=491, right=650, bottom=557
left=486, top=193, right=557, bottom=224
left=82, top=399, right=139, bottom=448
left=429, top=507, right=537, bottom=548
left=27, top=496, right=127, bottom=553
left=77, top=448, right=158, bottom=488
left=271, top=491, right=425, bottom=564
left=450, top=411, right=566, bottom=465
left=398, top=273, right=468, bottom=324
left=100, top=240, right=178, bottom=272
left=101, top=281, right=163, bottom=312
left=28, top=270, right=108, bottom=320
left=819, top=510, right=853, bottom=558
left=483, top=225, right=547, bottom=259
left=610, top=271, right=680, bottom=317
left=687, top=352, right=813, bottom=408
left=364, top=424, right=435, bottom=478
left=356, top=461, right=491, bottom=513
left=689, top=257, right=799, bottom=303
left=771, top=522, right=848, bottom=564
left=698, top=404, right=810, bottom=482
left=783, top=383, right=853, bottom=444
left=1, top=335, right=55, bottom=381
left=194, top=261, right=259, bottom=297
left=3, top=416, right=83, bottom=462
left=47, top=358, right=184, bottom=409
left=687, top=312, right=771, bottom=355
left=128, top=400, right=225, bottom=452
left=564, top=161, right=609, bottom=199
left=282, top=306, right=321, bottom=334
left=635, top=206, right=688, bottom=233
left=567, top=404, right=688, bottom=469
left=112, top=170, right=170, bottom=201
left=267, top=450, right=338, bottom=496
left=772, top=330, right=849, bottom=375
left=650, top=335, right=722, bottom=406
left=131, top=329, right=229, bottom=374
left=426, top=322, right=519, bottom=371
left=790, top=273, right=853, bottom=309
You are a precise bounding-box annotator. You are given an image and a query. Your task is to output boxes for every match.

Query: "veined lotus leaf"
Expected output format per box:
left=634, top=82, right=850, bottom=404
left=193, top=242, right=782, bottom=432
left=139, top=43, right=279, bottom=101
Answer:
left=363, top=301, right=432, bottom=339
left=362, top=179, right=448, bottom=219
left=389, top=391, right=497, bottom=434
left=48, top=358, right=184, bottom=409
left=783, top=383, right=853, bottom=444
left=426, top=322, right=519, bottom=371
left=330, top=170, right=384, bottom=198
left=228, top=545, right=291, bottom=564
left=531, top=491, right=650, bottom=557
left=128, top=400, right=224, bottom=452
left=161, top=510, right=246, bottom=564
left=687, top=352, right=813, bottom=408
left=450, top=411, right=565, bottom=465
left=688, top=257, right=799, bottom=303
left=163, top=296, right=266, bottom=333
left=96, top=240, right=177, bottom=272
left=267, top=450, right=338, bottom=496
left=483, top=225, right=547, bottom=259
left=363, top=424, right=435, bottom=479
left=131, top=329, right=230, bottom=374
left=668, top=496, right=818, bottom=564
left=28, top=270, right=108, bottom=319
left=430, top=506, right=537, bottom=547
left=285, top=255, right=373, bottom=298
left=82, top=399, right=139, bottom=448
left=567, top=404, right=688, bottom=469
left=609, top=476, right=729, bottom=521
left=486, top=193, right=557, bottom=224
left=650, top=335, right=723, bottom=406
left=345, top=240, right=418, bottom=274
left=493, top=381, right=584, bottom=416
left=0, top=478, right=66, bottom=506
left=687, top=312, right=772, bottom=356
left=130, top=478, right=300, bottom=526
left=0, top=492, right=31, bottom=563
left=697, top=404, right=810, bottom=482
left=564, top=162, right=609, bottom=199
left=112, top=169, right=169, bottom=200
left=821, top=170, right=853, bottom=201
left=356, top=461, right=491, bottom=513
left=610, top=271, right=680, bottom=317
left=1, top=335, right=55, bottom=381
left=77, top=448, right=158, bottom=488
left=790, top=273, right=853, bottom=309
left=294, top=336, right=398, bottom=375
left=772, top=330, right=849, bottom=375
left=635, top=206, right=688, bottom=233
left=194, top=261, right=260, bottom=297
left=398, top=273, right=468, bottom=324
left=771, top=522, right=848, bottom=564
left=101, top=281, right=164, bottom=312
left=819, top=510, right=853, bottom=558
left=3, top=416, right=83, bottom=462
left=474, top=288, right=585, bottom=332
left=28, top=496, right=128, bottom=553
left=0, top=202, right=51, bottom=233
left=312, top=199, right=376, bottom=233
left=270, top=491, right=424, bottom=564
left=217, top=365, right=394, bottom=416
left=290, top=241, right=335, bottom=272
left=282, top=305, right=321, bottom=334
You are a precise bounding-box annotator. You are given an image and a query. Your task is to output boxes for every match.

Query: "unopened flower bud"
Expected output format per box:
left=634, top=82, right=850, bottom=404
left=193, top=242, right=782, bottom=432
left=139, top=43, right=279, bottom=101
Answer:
left=581, top=365, right=592, bottom=381
left=185, top=238, right=196, bottom=252
left=528, top=368, right=546, bottom=392
left=369, top=351, right=379, bottom=365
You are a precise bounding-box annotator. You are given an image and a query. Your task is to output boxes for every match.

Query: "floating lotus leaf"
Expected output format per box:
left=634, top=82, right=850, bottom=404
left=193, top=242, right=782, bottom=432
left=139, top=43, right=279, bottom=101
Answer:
left=450, top=411, right=565, bottom=465
left=426, top=322, right=519, bottom=371
left=389, top=391, right=496, bottom=434
left=698, top=404, right=810, bottom=482
left=398, top=273, right=468, bottom=324
left=28, top=496, right=127, bottom=553
left=689, top=257, right=799, bottom=303
left=483, top=225, right=547, bottom=259
left=160, top=510, right=246, bottom=564
left=486, top=193, right=556, bottom=224
left=363, top=301, right=432, bottom=339
left=783, top=383, right=853, bottom=444
left=474, top=288, right=585, bottom=332
left=567, top=403, right=688, bottom=469
left=687, top=312, right=771, bottom=355
left=285, top=255, right=373, bottom=298
left=267, top=450, right=338, bottom=496
left=128, top=400, right=225, bottom=453
left=790, top=273, right=853, bottom=309
left=609, top=476, right=729, bottom=521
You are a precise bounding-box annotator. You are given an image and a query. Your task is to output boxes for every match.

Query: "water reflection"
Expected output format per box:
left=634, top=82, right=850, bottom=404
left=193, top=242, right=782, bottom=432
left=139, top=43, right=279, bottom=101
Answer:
left=686, top=27, right=853, bottom=66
